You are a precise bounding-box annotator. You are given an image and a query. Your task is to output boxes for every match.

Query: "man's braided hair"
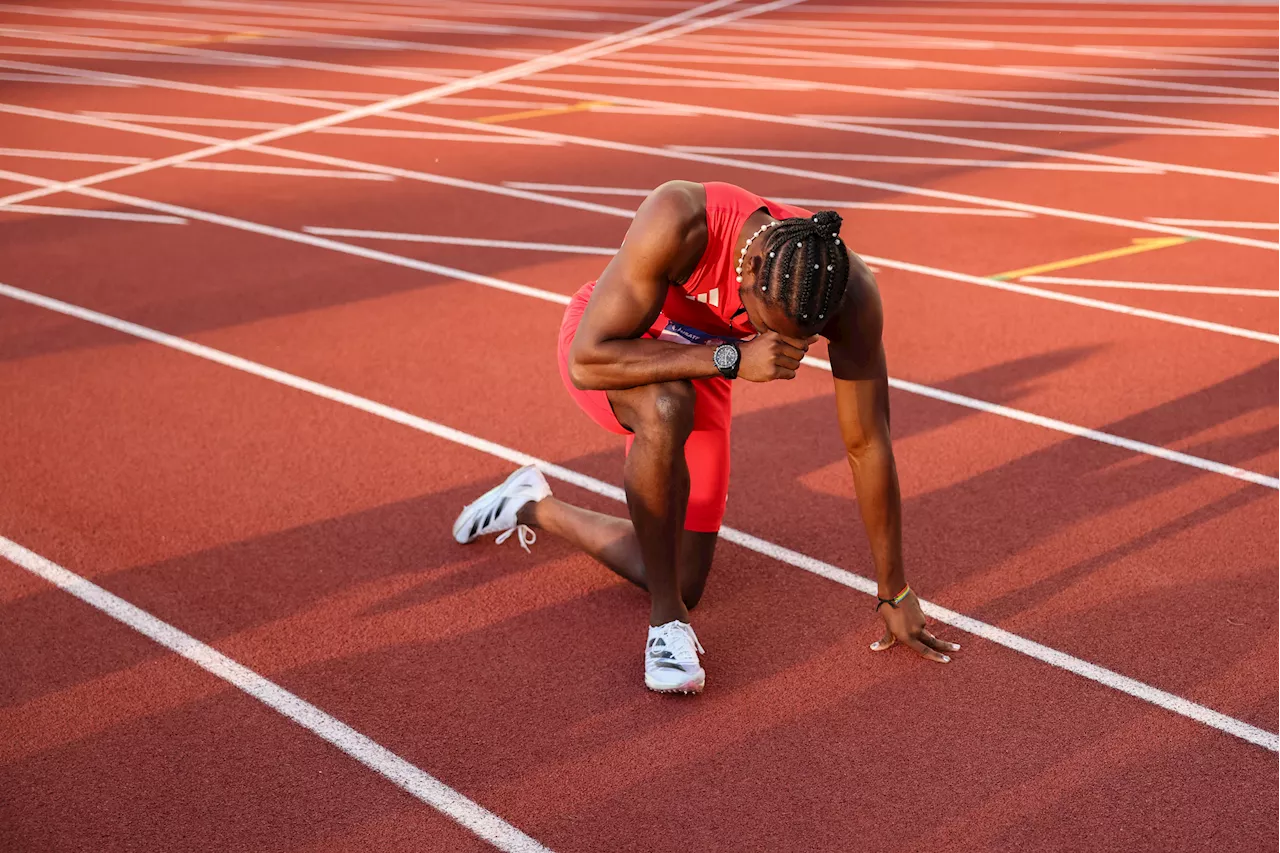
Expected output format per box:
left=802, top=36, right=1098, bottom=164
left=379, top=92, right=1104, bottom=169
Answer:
left=753, top=210, right=850, bottom=329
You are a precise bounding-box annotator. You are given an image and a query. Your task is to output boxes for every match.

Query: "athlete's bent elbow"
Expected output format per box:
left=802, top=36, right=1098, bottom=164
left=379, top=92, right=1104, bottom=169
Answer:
left=567, top=356, right=597, bottom=391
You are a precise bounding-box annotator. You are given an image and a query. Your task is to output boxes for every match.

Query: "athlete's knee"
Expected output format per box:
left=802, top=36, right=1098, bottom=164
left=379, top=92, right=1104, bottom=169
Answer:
left=634, top=380, right=696, bottom=438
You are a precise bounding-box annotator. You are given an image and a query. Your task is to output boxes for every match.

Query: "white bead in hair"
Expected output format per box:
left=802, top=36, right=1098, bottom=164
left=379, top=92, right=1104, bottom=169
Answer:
left=734, top=219, right=777, bottom=282
left=827, top=264, right=834, bottom=271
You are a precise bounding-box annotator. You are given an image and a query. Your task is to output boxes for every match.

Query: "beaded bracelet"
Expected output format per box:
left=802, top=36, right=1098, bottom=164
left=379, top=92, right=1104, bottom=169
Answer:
left=875, top=584, right=911, bottom=612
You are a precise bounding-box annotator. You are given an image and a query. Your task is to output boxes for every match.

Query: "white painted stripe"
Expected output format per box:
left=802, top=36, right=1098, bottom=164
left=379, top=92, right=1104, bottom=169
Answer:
left=502, top=71, right=815, bottom=89
left=302, top=227, right=617, bottom=254
left=0, top=536, right=554, bottom=852
left=0, top=286, right=1273, bottom=753
left=1002, top=66, right=1278, bottom=79
left=0, top=71, right=134, bottom=86
left=3, top=165, right=1268, bottom=488
left=669, top=146, right=1162, bottom=173
left=0, top=147, right=148, bottom=164
left=0, top=204, right=186, bottom=224
left=450, top=115, right=1280, bottom=247
left=0, top=46, right=280, bottom=65
left=246, top=88, right=574, bottom=110
left=79, top=111, right=561, bottom=144
left=0, top=105, right=627, bottom=220
left=176, top=162, right=395, bottom=180
left=771, top=20, right=1273, bottom=35
left=912, top=89, right=1278, bottom=105
left=689, top=24, right=1279, bottom=97
left=866, top=254, right=1280, bottom=344
left=502, top=182, right=1033, bottom=216
left=794, top=115, right=1264, bottom=137
left=22, top=45, right=1273, bottom=257
left=5, top=93, right=1275, bottom=342
left=1148, top=218, right=1279, bottom=230
left=0, top=0, right=805, bottom=208
left=1021, top=276, right=1279, bottom=297
left=9, top=23, right=1267, bottom=186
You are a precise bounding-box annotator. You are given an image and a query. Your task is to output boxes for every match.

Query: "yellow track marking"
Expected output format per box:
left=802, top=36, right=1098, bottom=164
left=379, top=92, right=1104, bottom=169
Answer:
left=990, top=236, right=1193, bottom=281
left=151, top=32, right=263, bottom=46
left=474, top=100, right=610, bottom=125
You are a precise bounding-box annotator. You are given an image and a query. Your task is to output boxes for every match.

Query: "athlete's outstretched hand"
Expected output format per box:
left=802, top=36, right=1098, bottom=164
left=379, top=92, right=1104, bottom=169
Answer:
left=870, top=588, right=960, bottom=663
left=738, top=331, right=819, bottom=382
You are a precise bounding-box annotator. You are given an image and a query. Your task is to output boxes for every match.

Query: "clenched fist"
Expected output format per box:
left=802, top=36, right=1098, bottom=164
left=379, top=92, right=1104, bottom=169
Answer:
left=738, top=331, right=818, bottom=382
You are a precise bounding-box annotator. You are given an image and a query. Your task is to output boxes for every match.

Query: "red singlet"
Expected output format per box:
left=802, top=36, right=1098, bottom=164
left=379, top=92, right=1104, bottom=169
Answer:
left=557, top=182, right=811, bottom=532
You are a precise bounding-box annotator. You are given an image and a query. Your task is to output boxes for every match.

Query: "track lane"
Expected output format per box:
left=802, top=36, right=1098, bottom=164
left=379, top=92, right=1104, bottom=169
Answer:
left=0, top=292, right=1275, bottom=852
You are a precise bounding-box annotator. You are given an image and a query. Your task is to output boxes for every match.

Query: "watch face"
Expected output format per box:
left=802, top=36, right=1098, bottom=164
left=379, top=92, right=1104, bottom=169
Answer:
left=714, top=344, right=738, bottom=370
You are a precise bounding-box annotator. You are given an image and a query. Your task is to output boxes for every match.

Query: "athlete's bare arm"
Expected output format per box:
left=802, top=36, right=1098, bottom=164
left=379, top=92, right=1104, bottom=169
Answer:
left=826, top=256, right=959, bottom=663
left=568, top=182, right=809, bottom=391
left=567, top=182, right=720, bottom=391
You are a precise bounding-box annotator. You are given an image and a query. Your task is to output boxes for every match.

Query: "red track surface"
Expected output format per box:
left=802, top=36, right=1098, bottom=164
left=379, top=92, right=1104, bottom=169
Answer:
left=1, top=1, right=1277, bottom=851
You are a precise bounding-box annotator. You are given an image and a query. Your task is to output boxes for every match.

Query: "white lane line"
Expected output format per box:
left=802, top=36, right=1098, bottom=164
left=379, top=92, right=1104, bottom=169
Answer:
left=0, top=536, right=554, bottom=853
left=792, top=115, right=1265, bottom=138
left=911, top=89, right=1278, bottom=105
left=9, top=2, right=1274, bottom=103
left=450, top=66, right=1280, bottom=185
left=0, top=70, right=135, bottom=85
left=14, top=99, right=1273, bottom=344
left=0, top=147, right=453, bottom=180
left=0, top=147, right=149, bottom=164
left=1001, top=66, right=1277, bottom=79
left=0, top=0, right=804, bottom=208
left=0, top=204, right=186, bottom=224
left=1021, top=276, right=1279, bottom=297
left=501, top=183, right=1032, bottom=216
left=1148, top=218, right=1279, bottom=230
left=78, top=112, right=561, bottom=144
left=425, top=111, right=1280, bottom=249
left=669, top=145, right=1162, bottom=173
left=302, top=227, right=617, bottom=254
left=865, top=254, right=1280, bottom=345
left=0, top=284, right=1274, bottom=754
left=0, top=104, right=632, bottom=220
left=770, top=21, right=1273, bottom=35
left=0, top=46, right=279, bottom=65
left=9, top=27, right=1268, bottom=187
left=176, top=162, right=394, bottom=180
left=3, top=163, right=1272, bottom=490
left=246, top=88, right=576, bottom=110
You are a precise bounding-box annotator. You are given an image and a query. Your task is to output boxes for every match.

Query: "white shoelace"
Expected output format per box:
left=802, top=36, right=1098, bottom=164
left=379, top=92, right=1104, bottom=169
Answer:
left=495, top=524, right=536, bottom=553
left=651, top=621, right=705, bottom=664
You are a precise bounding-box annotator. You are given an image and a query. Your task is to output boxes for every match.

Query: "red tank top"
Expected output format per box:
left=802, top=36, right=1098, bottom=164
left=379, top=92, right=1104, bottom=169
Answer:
left=652, top=182, right=812, bottom=343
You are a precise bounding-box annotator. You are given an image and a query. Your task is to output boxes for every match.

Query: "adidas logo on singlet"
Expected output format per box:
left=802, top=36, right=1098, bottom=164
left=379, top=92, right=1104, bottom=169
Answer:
left=686, top=287, right=720, bottom=307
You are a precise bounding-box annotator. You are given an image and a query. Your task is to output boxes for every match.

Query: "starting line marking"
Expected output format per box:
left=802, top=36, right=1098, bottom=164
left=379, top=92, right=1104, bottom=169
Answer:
left=990, top=237, right=1193, bottom=280
left=0, top=281, right=1274, bottom=754
left=475, top=99, right=610, bottom=124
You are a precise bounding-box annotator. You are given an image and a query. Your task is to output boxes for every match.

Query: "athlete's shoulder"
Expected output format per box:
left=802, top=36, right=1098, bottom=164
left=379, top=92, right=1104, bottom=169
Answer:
left=619, top=181, right=708, bottom=277
left=639, top=180, right=706, bottom=232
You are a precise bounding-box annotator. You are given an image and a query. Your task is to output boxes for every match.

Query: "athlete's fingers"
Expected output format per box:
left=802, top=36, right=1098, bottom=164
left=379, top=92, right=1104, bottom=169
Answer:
left=870, top=630, right=896, bottom=652
left=778, top=333, right=820, bottom=351
left=921, top=630, right=961, bottom=653
left=904, top=635, right=951, bottom=663
left=775, top=342, right=807, bottom=360
left=776, top=367, right=797, bottom=380
left=775, top=355, right=802, bottom=370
